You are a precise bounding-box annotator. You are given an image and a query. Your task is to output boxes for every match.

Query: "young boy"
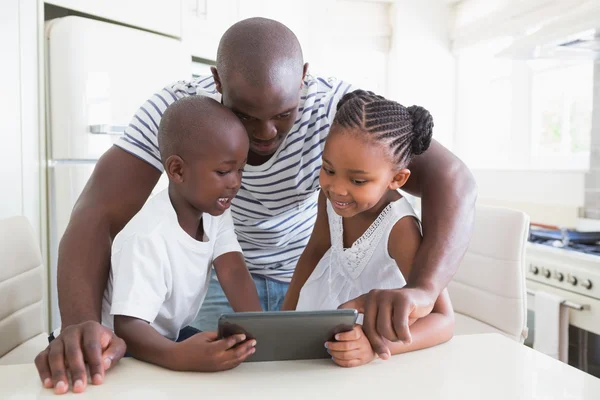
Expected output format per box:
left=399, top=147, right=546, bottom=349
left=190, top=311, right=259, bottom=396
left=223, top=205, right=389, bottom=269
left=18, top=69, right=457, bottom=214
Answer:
left=101, top=96, right=261, bottom=372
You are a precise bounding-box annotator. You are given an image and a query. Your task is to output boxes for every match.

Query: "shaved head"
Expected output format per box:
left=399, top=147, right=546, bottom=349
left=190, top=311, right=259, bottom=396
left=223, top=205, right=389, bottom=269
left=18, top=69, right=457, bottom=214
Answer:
left=158, top=96, right=246, bottom=163
left=216, top=17, right=304, bottom=88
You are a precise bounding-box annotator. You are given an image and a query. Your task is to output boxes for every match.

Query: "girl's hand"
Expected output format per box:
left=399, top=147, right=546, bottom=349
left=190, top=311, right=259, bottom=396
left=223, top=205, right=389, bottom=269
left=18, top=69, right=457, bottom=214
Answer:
left=325, top=325, right=376, bottom=367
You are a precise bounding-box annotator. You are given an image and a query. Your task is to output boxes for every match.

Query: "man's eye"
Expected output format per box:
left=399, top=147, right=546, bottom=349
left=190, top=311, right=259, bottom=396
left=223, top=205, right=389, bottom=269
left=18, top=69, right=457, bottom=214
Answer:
left=236, top=114, right=252, bottom=121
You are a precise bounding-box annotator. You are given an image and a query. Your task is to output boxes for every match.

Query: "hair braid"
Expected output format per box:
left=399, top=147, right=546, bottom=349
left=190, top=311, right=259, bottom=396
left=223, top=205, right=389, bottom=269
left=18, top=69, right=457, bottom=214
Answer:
left=333, top=90, right=434, bottom=166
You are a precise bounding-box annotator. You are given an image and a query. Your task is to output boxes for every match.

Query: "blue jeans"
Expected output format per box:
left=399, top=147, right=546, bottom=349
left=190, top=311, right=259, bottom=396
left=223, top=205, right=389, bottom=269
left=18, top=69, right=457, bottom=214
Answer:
left=191, top=269, right=289, bottom=332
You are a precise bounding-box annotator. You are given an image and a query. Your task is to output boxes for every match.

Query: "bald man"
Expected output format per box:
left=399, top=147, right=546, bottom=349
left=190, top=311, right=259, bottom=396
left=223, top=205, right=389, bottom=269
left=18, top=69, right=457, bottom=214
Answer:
left=36, top=18, right=476, bottom=392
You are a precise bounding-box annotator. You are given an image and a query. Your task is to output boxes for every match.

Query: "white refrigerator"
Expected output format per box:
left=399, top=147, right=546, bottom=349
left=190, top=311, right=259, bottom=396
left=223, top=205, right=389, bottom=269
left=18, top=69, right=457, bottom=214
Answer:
left=46, top=16, right=189, bottom=330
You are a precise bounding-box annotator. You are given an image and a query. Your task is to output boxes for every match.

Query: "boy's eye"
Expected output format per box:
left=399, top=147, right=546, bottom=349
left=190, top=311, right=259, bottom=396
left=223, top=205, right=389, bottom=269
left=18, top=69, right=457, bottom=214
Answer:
left=276, top=112, right=291, bottom=119
left=216, top=170, right=231, bottom=176
left=352, top=179, right=367, bottom=185
left=322, top=167, right=334, bottom=175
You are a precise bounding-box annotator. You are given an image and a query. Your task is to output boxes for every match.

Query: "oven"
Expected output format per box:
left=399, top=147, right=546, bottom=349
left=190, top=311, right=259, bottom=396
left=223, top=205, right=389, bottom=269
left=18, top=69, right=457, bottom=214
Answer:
left=525, top=242, right=600, bottom=377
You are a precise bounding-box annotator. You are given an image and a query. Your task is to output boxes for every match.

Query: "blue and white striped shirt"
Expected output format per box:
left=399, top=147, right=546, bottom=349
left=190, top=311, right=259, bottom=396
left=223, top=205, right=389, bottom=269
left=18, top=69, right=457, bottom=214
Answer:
left=116, top=74, right=355, bottom=281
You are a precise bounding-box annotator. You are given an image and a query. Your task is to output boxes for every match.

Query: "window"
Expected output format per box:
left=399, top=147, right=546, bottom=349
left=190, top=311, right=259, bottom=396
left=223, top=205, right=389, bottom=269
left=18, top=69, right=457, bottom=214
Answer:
left=454, top=40, right=594, bottom=171
left=530, top=60, right=593, bottom=169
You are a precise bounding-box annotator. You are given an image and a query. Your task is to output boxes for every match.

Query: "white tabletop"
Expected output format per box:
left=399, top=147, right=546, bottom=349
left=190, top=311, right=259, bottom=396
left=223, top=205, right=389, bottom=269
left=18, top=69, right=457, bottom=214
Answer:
left=1, top=333, right=599, bottom=399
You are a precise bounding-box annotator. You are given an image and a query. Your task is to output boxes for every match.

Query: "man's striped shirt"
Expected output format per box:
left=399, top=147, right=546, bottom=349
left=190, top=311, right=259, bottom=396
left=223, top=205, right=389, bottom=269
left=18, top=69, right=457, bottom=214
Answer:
left=116, top=74, right=355, bottom=281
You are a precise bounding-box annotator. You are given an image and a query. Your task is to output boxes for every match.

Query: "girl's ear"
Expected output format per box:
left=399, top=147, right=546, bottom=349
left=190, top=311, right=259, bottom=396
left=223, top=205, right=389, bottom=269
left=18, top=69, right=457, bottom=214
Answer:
left=165, top=155, right=185, bottom=183
left=389, top=168, right=411, bottom=191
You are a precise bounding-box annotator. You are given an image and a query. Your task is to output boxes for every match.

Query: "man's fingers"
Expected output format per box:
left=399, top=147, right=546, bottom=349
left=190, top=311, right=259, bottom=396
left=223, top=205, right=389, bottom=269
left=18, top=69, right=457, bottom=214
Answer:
left=81, top=324, right=105, bottom=385
left=34, top=349, right=53, bottom=389
left=47, top=339, right=69, bottom=394
left=362, top=291, right=390, bottom=359
left=64, top=337, right=88, bottom=393
left=100, top=334, right=127, bottom=374
left=392, top=297, right=413, bottom=344
left=338, top=294, right=366, bottom=313
left=375, top=296, right=396, bottom=342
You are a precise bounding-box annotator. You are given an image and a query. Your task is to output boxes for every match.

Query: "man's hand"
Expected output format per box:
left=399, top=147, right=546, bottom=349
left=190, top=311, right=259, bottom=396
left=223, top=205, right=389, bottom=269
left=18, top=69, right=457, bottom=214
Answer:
left=326, top=325, right=375, bottom=368
left=172, top=332, right=256, bottom=372
left=339, top=287, right=435, bottom=359
left=34, top=321, right=126, bottom=395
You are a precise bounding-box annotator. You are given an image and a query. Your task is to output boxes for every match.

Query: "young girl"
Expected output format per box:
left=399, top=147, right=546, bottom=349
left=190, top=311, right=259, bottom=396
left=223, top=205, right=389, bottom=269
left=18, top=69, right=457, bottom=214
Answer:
left=282, top=90, right=454, bottom=368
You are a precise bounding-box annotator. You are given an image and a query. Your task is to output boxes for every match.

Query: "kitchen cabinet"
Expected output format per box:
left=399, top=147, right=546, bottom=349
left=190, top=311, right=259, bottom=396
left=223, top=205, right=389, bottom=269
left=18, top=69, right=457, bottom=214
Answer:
left=45, top=0, right=182, bottom=37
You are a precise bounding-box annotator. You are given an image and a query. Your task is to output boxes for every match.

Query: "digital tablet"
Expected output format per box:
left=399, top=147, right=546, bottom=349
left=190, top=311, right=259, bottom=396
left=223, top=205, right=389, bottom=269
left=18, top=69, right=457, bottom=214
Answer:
left=217, top=309, right=358, bottom=362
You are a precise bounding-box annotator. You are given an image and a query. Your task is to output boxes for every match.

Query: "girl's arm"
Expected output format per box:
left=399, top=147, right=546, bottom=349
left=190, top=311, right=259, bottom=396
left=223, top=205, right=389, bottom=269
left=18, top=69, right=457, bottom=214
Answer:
left=386, top=216, right=455, bottom=355
left=281, top=191, right=331, bottom=310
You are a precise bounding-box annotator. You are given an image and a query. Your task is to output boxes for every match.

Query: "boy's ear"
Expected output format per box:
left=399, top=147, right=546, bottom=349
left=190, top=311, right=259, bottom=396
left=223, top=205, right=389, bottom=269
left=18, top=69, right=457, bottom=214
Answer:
left=165, top=155, right=185, bottom=183
left=389, top=168, right=411, bottom=191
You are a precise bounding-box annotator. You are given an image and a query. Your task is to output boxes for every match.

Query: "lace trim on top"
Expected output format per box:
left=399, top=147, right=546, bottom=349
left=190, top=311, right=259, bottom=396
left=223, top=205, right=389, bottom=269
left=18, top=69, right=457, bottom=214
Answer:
left=327, top=201, right=396, bottom=281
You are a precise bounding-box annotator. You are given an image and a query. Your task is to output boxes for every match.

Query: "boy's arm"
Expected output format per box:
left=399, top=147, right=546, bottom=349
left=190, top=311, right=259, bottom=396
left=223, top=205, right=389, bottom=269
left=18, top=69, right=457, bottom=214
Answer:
left=211, top=209, right=261, bottom=311
left=114, top=315, right=256, bottom=371
left=113, top=316, right=177, bottom=367
left=213, top=252, right=262, bottom=312
left=386, top=216, right=454, bottom=355
left=281, top=191, right=331, bottom=310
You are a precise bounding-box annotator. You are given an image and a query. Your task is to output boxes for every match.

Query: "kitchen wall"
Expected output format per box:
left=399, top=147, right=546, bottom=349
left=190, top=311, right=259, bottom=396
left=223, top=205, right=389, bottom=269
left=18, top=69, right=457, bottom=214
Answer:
left=387, top=0, right=455, bottom=149
left=0, top=0, right=42, bottom=238
left=584, top=62, right=600, bottom=219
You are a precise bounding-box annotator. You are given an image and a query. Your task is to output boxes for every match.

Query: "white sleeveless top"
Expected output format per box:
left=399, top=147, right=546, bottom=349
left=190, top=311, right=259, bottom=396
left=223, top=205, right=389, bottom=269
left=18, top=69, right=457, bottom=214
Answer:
left=296, top=195, right=421, bottom=311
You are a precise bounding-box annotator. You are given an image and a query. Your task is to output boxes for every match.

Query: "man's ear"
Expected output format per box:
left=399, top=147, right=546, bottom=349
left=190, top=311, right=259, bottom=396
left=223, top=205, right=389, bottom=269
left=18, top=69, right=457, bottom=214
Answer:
left=165, top=155, right=185, bottom=183
left=211, top=66, right=222, bottom=94
left=389, top=169, right=411, bottom=191
left=301, top=63, right=309, bottom=87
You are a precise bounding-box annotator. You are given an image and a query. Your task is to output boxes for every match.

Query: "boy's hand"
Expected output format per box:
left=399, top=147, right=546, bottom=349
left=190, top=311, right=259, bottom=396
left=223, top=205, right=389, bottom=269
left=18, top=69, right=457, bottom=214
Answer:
left=325, top=325, right=376, bottom=368
left=173, top=332, right=256, bottom=372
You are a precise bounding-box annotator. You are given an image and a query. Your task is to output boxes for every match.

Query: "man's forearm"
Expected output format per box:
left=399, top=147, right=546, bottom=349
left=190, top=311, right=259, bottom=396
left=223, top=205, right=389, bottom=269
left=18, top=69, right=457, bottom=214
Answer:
left=57, top=206, right=112, bottom=326
left=408, top=154, right=477, bottom=296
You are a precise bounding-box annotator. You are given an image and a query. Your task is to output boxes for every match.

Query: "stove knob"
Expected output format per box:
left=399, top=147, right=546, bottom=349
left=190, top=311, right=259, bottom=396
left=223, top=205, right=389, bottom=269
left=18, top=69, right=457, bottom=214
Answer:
left=543, top=269, right=551, bottom=278
left=555, top=272, right=564, bottom=282
left=581, top=279, right=593, bottom=290
left=568, top=275, right=578, bottom=286
left=530, top=265, right=539, bottom=275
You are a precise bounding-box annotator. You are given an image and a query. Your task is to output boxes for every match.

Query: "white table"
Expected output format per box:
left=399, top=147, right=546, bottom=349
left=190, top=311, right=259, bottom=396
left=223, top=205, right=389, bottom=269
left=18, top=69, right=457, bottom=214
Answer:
left=1, top=334, right=599, bottom=399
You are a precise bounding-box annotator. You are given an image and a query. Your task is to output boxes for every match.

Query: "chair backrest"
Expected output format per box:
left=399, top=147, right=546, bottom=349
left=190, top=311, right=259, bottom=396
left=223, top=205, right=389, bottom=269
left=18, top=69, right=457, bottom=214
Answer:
left=448, top=205, right=530, bottom=342
left=0, top=216, right=44, bottom=358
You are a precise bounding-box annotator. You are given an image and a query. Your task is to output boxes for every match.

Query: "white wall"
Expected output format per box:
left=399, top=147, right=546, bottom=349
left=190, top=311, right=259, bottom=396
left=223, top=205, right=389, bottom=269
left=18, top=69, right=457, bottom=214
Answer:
left=0, top=0, right=41, bottom=236
left=387, top=0, right=456, bottom=149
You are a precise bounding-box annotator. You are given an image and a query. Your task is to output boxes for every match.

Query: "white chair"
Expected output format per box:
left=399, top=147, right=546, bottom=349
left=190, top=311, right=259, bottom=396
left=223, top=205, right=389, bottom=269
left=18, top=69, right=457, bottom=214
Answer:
left=448, top=205, right=530, bottom=343
left=0, top=216, right=48, bottom=365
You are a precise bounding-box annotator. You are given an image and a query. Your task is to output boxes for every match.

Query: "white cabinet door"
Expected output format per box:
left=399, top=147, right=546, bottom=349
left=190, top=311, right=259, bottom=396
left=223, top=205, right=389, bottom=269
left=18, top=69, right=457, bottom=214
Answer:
left=45, top=0, right=182, bottom=37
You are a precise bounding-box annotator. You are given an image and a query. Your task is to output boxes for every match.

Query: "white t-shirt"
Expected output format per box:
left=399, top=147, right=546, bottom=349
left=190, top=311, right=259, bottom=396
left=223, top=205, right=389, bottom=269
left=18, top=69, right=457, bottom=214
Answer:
left=115, top=74, right=356, bottom=282
left=101, top=189, right=242, bottom=340
left=297, top=196, right=420, bottom=311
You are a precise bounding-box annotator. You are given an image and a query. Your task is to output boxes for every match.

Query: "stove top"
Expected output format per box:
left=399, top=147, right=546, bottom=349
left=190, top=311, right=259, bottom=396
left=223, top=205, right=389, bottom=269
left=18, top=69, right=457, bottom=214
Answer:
left=529, top=228, right=600, bottom=256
